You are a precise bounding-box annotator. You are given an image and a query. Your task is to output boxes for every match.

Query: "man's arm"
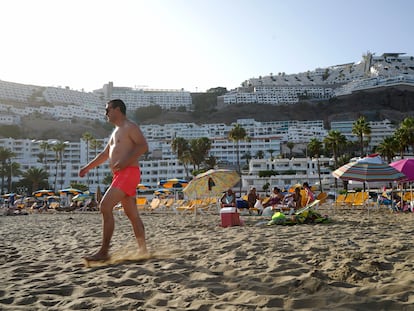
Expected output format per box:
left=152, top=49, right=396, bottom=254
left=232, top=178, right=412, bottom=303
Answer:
left=129, top=123, right=148, bottom=159
left=79, top=144, right=110, bottom=177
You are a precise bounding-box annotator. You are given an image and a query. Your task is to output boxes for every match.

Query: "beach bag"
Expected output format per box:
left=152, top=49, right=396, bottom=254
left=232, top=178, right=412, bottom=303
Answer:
left=267, top=211, right=286, bottom=225
left=254, top=199, right=263, bottom=210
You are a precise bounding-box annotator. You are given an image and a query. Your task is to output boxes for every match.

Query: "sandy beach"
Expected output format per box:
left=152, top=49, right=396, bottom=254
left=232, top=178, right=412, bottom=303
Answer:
left=1, top=205, right=414, bottom=311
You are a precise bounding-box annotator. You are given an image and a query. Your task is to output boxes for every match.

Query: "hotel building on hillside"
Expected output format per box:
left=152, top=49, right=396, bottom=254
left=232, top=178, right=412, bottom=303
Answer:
left=0, top=117, right=398, bottom=195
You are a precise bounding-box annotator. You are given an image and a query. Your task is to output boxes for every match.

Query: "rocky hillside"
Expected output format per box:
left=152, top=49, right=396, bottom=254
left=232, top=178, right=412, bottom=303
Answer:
left=8, top=85, right=414, bottom=141
left=140, top=85, right=414, bottom=127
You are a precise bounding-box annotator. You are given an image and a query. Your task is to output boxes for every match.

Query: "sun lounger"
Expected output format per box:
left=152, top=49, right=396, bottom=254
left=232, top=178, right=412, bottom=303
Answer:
left=136, top=197, right=149, bottom=210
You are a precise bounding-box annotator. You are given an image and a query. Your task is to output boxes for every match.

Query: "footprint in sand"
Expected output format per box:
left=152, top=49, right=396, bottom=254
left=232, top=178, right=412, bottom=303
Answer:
left=83, top=246, right=183, bottom=267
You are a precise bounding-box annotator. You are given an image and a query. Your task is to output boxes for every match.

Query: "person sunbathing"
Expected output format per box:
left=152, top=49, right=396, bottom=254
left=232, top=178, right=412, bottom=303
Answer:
left=220, top=189, right=236, bottom=208
left=263, top=187, right=284, bottom=208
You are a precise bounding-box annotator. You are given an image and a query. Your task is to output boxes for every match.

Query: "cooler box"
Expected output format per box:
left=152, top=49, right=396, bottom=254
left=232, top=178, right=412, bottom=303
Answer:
left=220, top=207, right=241, bottom=227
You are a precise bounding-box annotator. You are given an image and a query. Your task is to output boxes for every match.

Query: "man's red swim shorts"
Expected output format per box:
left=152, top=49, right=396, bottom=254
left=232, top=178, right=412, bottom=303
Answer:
left=111, top=166, right=140, bottom=197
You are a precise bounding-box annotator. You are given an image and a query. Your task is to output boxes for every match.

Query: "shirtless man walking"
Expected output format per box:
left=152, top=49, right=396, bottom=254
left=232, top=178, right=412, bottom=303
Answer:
left=79, top=99, right=148, bottom=261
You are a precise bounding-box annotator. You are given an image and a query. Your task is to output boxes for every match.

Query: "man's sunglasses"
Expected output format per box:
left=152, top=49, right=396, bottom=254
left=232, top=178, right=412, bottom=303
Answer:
left=105, top=106, right=115, bottom=114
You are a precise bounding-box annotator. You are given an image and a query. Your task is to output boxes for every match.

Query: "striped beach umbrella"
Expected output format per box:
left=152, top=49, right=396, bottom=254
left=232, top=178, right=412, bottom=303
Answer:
left=332, top=160, right=406, bottom=182
left=59, top=188, right=83, bottom=195
left=153, top=188, right=172, bottom=197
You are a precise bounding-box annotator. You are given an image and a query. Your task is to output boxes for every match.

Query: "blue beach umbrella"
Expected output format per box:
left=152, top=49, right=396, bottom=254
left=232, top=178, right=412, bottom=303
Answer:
left=158, top=178, right=188, bottom=189
left=59, top=188, right=83, bottom=195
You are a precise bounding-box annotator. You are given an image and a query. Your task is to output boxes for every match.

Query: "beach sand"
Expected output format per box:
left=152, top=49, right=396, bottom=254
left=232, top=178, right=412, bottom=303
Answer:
left=1, top=205, right=414, bottom=310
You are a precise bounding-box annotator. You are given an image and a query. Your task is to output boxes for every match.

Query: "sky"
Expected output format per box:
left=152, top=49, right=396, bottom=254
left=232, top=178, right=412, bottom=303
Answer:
left=1, top=0, right=413, bottom=93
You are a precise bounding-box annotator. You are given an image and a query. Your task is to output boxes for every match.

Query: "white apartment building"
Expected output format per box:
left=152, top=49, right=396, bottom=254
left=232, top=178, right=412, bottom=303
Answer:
left=223, top=52, right=414, bottom=105
left=99, top=82, right=192, bottom=111
left=0, top=115, right=401, bottom=195
left=243, top=157, right=336, bottom=194
left=0, top=80, right=192, bottom=122
left=330, top=119, right=397, bottom=153
left=222, top=85, right=335, bottom=105
left=0, top=114, right=21, bottom=125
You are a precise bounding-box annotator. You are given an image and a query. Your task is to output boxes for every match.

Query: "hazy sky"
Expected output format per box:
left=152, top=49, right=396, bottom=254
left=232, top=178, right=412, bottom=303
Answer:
left=2, top=0, right=413, bottom=92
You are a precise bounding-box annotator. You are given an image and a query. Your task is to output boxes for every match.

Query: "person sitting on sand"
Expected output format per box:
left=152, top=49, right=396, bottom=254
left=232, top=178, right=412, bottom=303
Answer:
left=247, top=187, right=259, bottom=209
left=284, top=187, right=302, bottom=214
left=263, top=187, right=284, bottom=208
left=220, top=189, right=236, bottom=208
left=303, top=182, right=315, bottom=205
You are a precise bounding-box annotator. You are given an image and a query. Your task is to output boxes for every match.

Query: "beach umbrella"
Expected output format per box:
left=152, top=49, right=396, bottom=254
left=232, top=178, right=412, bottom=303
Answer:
left=2, top=193, right=17, bottom=198
left=46, top=195, right=60, bottom=200
left=33, top=189, right=55, bottom=197
left=153, top=188, right=171, bottom=195
left=183, top=169, right=240, bottom=199
left=136, top=183, right=151, bottom=191
left=158, top=178, right=188, bottom=189
left=332, top=156, right=406, bottom=212
left=24, top=197, right=36, bottom=203
left=72, top=193, right=91, bottom=201
left=332, top=158, right=406, bottom=183
left=59, top=188, right=83, bottom=195
left=390, top=158, right=414, bottom=182
left=390, top=158, right=414, bottom=206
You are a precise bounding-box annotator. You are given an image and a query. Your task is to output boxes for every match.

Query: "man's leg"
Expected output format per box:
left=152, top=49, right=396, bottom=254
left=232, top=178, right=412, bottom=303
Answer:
left=84, top=187, right=124, bottom=261
left=122, top=195, right=148, bottom=254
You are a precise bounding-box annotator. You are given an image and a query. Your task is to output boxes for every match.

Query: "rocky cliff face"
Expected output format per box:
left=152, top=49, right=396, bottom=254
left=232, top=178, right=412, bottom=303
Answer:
left=141, top=85, right=414, bottom=126
left=10, top=85, right=414, bottom=141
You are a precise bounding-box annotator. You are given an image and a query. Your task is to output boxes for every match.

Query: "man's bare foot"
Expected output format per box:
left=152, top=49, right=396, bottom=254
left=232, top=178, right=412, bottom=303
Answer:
left=83, top=252, right=109, bottom=262
left=137, top=247, right=149, bottom=257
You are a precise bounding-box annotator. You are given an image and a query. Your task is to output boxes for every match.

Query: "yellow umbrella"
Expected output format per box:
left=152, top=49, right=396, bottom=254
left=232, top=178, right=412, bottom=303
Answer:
left=183, top=169, right=240, bottom=199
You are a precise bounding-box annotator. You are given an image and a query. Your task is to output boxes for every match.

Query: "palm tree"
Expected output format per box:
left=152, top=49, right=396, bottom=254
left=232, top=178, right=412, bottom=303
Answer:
left=324, top=130, right=347, bottom=169
left=39, top=141, right=50, bottom=173
left=266, top=149, right=275, bottom=160
left=262, top=182, right=270, bottom=195
left=82, top=132, right=94, bottom=186
left=6, top=161, right=21, bottom=193
left=394, top=127, right=410, bottom=158
left=400, top=117, right=414, bottom=155
left=52, top=141, right=67, bottom=191
left=189, top=137, right=212, bottom=171
left=324, top=130, right=347, bottom=189
left=204, top=155, right=217, bottom=170
left=171, top=137, right=191, bottom=178
left=286, top=142, right=295, bottom=158
left=352, top=116, right=371, bottom=157
left=21, top=167, right=49, bottom=193
left=90, top=138, right=103, bottom=185
left=241, top=151, right=252, bottom=165
left=229, top=124, right=247, bottom=173
left=0, top=147, right=15, bottom=194
left=255, top=150, right=264, bottom=159
left=376, top=136, right=397, bottom=163
left=308, top=138, right=323, bottom=192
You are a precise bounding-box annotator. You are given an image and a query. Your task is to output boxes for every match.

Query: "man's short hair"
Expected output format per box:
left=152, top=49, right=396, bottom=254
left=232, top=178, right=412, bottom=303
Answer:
left=108, top=99, right=126, bottom=115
